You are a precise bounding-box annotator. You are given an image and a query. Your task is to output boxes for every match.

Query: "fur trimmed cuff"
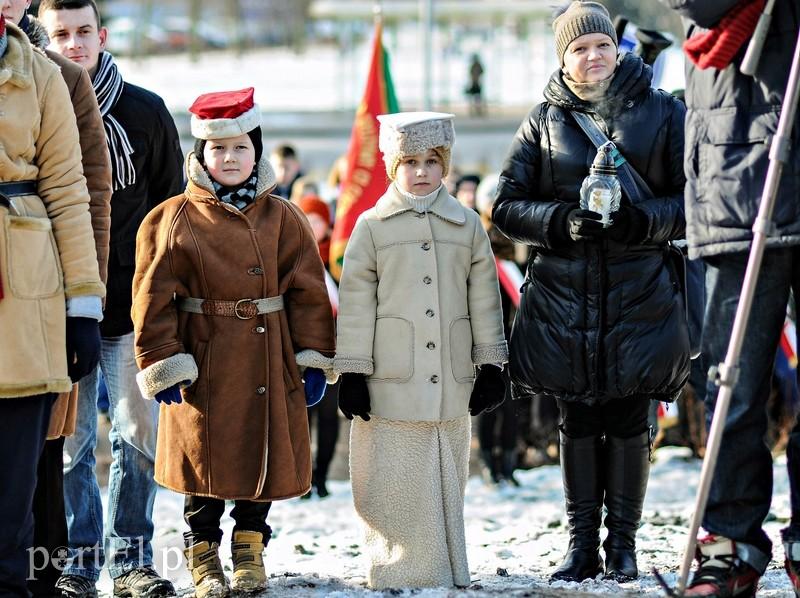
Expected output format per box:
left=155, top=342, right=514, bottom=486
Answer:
left=333, top=356, right=374, bottom=376
left=136, top=353, right=198, bottom=400
left=472, top=342, right=509, bottom=366
left=295, top=349, right=338, bottom=384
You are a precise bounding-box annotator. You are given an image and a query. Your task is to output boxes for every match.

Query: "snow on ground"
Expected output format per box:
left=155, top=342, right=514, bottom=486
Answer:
left=91, top=446, right=797, bottom=597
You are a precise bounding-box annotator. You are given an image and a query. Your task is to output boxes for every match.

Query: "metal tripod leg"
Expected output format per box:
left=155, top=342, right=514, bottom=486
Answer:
left=664, top=27, right=800, bottom=598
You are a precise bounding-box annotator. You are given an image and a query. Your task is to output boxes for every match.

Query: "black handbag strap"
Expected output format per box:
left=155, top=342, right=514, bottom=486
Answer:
left=570, top=111, right=655, bottom=204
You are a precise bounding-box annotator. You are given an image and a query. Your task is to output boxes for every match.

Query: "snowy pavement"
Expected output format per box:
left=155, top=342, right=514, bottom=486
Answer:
left=89, top=446, right=797, bottom=597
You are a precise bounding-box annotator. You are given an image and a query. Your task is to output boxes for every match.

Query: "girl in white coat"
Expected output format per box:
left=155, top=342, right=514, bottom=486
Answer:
left=334, top=112, right=508, bottom=589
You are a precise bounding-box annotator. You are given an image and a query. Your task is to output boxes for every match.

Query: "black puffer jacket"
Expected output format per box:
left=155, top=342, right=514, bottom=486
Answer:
left=493, top=53, right=689, bottom=405
left=661, top=0, right=800, bottom=259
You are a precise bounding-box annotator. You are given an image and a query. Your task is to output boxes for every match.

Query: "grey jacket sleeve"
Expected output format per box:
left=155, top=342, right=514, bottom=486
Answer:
left=467, top=216, right=509, bottom=365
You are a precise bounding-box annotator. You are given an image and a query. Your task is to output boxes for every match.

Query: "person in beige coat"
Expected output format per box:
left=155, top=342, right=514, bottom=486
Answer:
left=3, top=4, right=114, bottom=596
left=334, top=112, right=508, bottom=589
left=0, top=16, right=104, bottom=596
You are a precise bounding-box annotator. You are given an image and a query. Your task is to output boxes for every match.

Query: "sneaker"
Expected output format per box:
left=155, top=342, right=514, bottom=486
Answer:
left=784, top=535, right=800, bottom=597
left=231, top=531, right=267, bottom=593
left=113, top=567, right=175, bottom=598
left=184, top=541, right=229, bottom=598
left=785, top=559, right=800, bottom=598
left=685, top=534, right=760, bottom=597
left=54, top=574, right=97, bottom=598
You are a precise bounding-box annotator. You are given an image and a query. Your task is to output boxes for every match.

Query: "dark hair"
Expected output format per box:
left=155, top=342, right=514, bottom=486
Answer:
left=38, top=0, right=102, bottom=28
left=194, top=126, right=263, bottom=166
left=271, top=144, right=297, bottom=160
left=456, top=174, right=481, bottom=191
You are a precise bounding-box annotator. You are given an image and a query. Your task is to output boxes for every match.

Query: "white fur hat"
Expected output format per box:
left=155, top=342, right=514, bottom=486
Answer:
left=377, top=111, right=456, bottom=179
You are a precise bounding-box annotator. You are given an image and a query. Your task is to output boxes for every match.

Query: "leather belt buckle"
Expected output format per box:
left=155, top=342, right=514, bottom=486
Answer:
left=234, top=298, right=257, bottom=320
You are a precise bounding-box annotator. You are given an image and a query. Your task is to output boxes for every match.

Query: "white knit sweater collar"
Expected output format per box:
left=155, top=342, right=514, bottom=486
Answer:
left=394, top=183, right=444, bottom=213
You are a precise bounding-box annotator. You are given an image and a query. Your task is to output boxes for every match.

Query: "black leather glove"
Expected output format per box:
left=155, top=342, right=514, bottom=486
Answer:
left=607, top=205, right=648, bottom=244
left=469, top=364, right=507, bottom=416
left=339, top=373, right=371, bottom=421
left=566, top=209, right=606, bottom=242
left=65, top=317, right=101, bottom=383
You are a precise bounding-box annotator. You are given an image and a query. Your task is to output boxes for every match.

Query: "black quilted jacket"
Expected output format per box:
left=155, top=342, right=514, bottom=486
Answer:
left=493, top=53, right=690, bottom=405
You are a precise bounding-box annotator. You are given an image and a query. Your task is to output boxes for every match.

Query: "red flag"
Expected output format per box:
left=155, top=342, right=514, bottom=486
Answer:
left=329, top=20, right=399, bottom=280
left=495, top=258, right=524, bottom=308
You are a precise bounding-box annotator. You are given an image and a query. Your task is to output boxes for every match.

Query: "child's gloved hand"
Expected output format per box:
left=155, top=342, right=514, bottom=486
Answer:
left=339, top=373, right=371, bottom=421
left=303, top=367, right=327, bottom=407
left=469, top=364, right=506, bottom=416
left=155, top=383, right=183, bottom=405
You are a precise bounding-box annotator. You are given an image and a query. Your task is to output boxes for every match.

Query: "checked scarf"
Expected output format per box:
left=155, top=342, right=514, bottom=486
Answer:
left=212, top=168, right=258, bottom=211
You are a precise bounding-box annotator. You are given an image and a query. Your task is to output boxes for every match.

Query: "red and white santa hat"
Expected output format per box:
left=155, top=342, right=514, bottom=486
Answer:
left=188, top=87, right=261, bottom=140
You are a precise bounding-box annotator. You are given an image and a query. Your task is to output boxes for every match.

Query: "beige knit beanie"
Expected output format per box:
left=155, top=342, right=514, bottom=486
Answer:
left=553, top=1, right=618, bottom=66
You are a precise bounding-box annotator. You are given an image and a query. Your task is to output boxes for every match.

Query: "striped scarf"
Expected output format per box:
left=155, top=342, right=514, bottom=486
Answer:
left=92, top=52, right=135, bottom=191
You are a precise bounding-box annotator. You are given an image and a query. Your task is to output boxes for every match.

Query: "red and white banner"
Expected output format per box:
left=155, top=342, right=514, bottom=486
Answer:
left=495, top=258, right=524, bottom=307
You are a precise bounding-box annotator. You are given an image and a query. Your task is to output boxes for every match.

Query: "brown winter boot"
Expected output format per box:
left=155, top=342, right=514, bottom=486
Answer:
left=184, top=541, right=230, bottom=598
left=231, top=531, right=267, bottom=593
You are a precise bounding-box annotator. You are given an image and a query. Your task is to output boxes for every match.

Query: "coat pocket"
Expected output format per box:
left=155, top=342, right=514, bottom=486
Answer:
left=184, top=341, right=208, bottom=402
left=283, top=361, right=298, bottom=393
left=371, top=316, right=414, bottom=381
left=449, top=316, right=475, bottom=383
left=3, top=214, right=63, bottom=299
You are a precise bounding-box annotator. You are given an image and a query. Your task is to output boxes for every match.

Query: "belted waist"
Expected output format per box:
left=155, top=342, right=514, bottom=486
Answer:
left=0, top=180, right=37, bottom=209
left=177, top=295, right=284, bottom=320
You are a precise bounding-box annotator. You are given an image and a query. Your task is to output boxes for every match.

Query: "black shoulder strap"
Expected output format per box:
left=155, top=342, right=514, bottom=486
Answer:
left=570, top=111, right=655, bottom=204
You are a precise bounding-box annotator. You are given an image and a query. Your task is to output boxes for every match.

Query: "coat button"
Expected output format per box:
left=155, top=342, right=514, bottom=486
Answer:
left=430, top=375, right=439, bottom=383
left=427, top=341, right=436, bottom=350
left=423, top=276, right=432, bottom=285
left=248, top=267, right=264, bottom=275
left=421, top=242, right=431, bottom=251
left=253, top=326, right=265, bottom=334
left=425, top=309, right=435, bottom=317
left=256, top=386, right=266, bottom=395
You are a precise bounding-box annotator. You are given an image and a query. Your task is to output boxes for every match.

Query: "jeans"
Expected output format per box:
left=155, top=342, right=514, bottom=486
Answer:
left=62, top=333, right=159, bottom=581
left=702, top=249, right=800, bottom=572
left=0, top=394, right=53, bottom=598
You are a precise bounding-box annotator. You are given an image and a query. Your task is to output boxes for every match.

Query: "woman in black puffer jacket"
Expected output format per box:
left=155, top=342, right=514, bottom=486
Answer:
left=493, top=1, right=689, bottom=584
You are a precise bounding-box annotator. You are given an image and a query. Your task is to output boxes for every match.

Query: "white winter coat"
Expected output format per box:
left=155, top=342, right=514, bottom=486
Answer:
left=334, top=184, right=508, bottom=421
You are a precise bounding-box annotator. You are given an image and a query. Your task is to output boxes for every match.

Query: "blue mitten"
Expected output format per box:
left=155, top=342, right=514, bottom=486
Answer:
left=303, top=367, right=327, bottom=407
left=155, top=383, right=183, bottom=405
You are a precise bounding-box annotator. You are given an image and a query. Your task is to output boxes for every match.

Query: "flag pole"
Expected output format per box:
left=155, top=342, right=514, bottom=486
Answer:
left=420, top=0, right=433, bottom=110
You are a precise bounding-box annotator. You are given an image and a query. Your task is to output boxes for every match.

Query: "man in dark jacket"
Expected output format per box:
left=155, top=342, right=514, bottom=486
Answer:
left=660, top=0, right=800, bottom=595
left=3, top=1, right=112, bottom=595
left=39, top=1, right=183, bottom=597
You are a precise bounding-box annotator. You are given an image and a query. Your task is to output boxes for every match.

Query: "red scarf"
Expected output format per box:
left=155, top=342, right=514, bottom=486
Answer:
left=684, top=0, right=765, bottom=70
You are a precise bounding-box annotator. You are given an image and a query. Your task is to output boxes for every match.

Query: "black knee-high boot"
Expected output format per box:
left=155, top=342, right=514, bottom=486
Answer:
left=602, top=430, right=651, bottom=581
left=551, top=432, right=604, bottom=582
